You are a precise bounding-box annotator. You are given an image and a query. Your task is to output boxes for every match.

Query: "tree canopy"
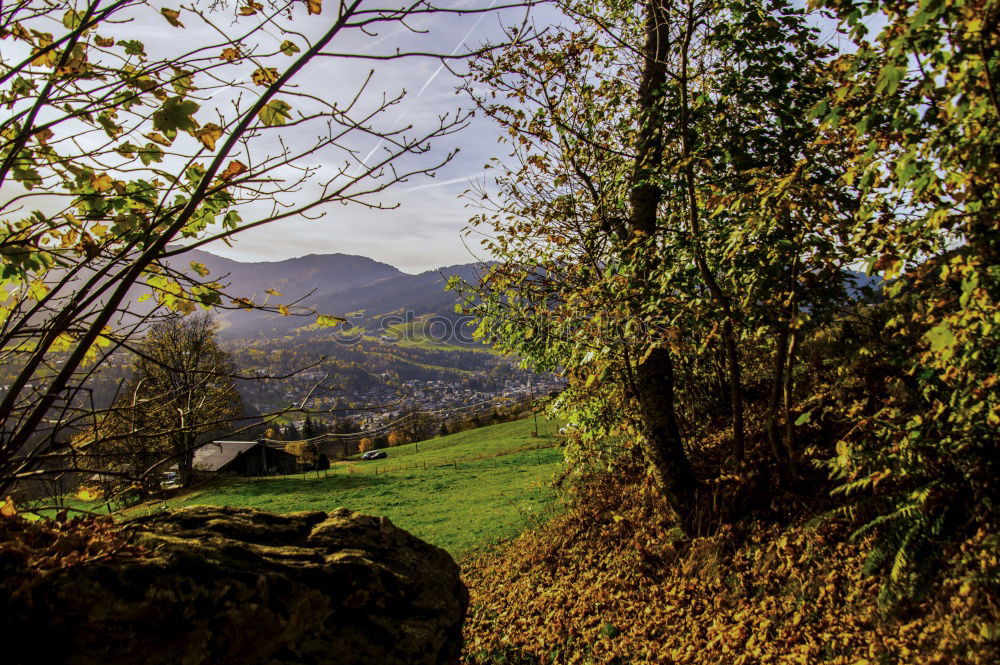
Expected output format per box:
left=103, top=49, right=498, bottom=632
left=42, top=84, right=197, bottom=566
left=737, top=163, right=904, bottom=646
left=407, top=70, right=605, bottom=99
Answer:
left=462, top=0, right=998, bottom=602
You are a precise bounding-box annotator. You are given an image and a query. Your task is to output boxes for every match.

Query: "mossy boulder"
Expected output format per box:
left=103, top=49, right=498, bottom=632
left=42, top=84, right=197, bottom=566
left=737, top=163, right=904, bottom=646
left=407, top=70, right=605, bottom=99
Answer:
left=2, top=506, right=467, bottom=665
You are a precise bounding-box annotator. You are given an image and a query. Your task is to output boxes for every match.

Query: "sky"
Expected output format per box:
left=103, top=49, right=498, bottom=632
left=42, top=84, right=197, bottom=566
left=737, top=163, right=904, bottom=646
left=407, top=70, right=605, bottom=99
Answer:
left=4, top=0, right=856, bottom=275
left=0, top=0, right=537, bottom=274
left=197, top=0, right=852, bottom=274
left=192, top=0, right=539, bottom=273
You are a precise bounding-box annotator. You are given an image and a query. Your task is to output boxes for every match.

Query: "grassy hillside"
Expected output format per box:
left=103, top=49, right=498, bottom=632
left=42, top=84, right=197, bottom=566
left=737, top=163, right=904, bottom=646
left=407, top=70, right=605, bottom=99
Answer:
left=156, top=418, right=565, bottom=557
left=380, top=316, right=494, bottom=353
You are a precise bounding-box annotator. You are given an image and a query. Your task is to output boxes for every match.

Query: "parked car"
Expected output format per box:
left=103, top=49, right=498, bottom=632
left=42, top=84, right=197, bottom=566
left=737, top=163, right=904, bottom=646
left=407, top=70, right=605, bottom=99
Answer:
left=160, top=471, right=180, bottom=489
left=361, top=450, right=387, bottom=460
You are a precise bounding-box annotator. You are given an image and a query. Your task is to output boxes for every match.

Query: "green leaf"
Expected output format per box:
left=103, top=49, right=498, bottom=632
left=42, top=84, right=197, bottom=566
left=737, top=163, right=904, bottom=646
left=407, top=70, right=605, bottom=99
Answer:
left=13, top=167, right=43, bottom=188
left=222, top=210, right=242, bottom=229
left=117, top=39, right=146, bottom=58
left=115, top=142, right=139, bottom=157
left=153, top=96, right=200, bottom=134
left=258, top=100, right=293, bottom=127
left=279, top=40, right=301, bottom=56
left=794, top=411, right=812, bottom=426
left=895, top=155, right=917, bottom=185
left=875, top=64, right=905, bottom=95
left=925, top=324, right=955, bottom=356
left=171, top=68, right=194, bottom=97
left=62, top=10, right=83, bottom=30
left=138, top=143, right=164, bottom=166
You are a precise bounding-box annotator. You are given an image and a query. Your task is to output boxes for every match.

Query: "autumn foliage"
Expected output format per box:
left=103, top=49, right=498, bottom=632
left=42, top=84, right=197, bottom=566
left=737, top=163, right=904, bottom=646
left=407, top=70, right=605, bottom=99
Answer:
left=387, top=431, right=410, bottom=447
left=462, top=472, right=999, bottom=665
left=0, top=511, right=149, bottom=591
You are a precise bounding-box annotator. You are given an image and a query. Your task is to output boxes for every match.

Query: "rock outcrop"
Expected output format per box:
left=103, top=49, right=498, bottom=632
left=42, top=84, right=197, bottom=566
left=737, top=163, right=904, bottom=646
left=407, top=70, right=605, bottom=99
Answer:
left=3, top=506, right=467, bottom=665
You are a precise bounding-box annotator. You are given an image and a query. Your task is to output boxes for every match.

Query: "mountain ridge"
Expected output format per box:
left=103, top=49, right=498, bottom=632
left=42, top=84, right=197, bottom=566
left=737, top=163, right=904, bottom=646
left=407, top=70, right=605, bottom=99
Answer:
left=165, top=248, right=483, bottom=339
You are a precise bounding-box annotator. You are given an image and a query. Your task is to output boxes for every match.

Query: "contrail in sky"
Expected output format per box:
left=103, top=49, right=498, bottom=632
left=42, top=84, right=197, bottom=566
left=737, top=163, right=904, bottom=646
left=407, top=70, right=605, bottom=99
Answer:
left=359, top=0, right=502, bottom=167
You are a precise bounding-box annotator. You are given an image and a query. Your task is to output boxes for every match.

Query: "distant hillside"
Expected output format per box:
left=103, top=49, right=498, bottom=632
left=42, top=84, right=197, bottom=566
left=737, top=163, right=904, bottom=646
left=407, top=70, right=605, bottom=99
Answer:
left=307, top=262, right=485, bottom=326
left=162, top=248, right=484, bottom=339
left=170, top=248, right=402, bottom=300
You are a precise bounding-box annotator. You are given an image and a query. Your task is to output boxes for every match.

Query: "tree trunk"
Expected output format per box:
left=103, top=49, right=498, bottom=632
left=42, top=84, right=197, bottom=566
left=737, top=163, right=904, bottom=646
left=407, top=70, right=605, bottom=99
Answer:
left=766, top=327, right=789, bottom=461
left=783, top=330, right=799, bottom=481
left=628, top=0, right=701, bottom=533
left=673, top=1, right=747, bottom=465
left=635, top=347, right=701, bottom=531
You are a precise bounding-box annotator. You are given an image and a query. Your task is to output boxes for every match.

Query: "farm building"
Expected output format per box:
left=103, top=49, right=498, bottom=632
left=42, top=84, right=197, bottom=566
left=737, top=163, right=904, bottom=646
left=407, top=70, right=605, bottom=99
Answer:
left=192, top=440, right=297, bottom=477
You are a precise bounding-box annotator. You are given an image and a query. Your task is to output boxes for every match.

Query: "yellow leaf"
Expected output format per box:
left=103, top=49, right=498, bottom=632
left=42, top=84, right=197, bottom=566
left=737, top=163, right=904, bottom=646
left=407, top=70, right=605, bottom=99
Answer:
left=160, top=8, right=184, bottom=27
left=194, top=122, right=223, bottom=150
left=91, top=173, right=113, bottom=192
left=145, top=131, right=172, bottom=146
left=0, top=496, right=16, bottom=518
left=218, top=159, right=248, bottom=180
left=31, top=33, right=57, bottom=67
left=251, top=67, right=280, bottom=86
left=239, top=0, right=263, bottom=16
left=307, top=0, right=323, bottom=14
left=219, top=47, right=241, bottom=62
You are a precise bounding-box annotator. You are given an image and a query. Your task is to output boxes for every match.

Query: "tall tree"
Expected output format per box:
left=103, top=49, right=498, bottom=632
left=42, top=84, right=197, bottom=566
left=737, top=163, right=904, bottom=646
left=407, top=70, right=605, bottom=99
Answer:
left=463, top=0, right=847, bottom=529
left=108, top=314, right=242, bottom=485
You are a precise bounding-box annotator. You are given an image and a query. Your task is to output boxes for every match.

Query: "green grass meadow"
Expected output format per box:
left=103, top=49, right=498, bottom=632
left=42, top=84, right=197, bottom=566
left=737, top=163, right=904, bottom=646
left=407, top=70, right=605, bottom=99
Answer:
left=140, top=418, right=565, bottom=557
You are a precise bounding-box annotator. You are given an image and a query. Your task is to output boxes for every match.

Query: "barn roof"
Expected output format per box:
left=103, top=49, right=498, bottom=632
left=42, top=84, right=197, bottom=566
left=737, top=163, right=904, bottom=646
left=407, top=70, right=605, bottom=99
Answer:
left=192, top=441, right=259, bottom=472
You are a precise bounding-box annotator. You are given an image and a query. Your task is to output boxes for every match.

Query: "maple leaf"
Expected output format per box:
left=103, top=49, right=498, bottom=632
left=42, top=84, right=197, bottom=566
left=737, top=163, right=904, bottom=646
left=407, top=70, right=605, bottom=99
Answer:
left=307, top=0, right=323, bottom=14
left=218, top=159, right=248, bottom=180
left=251, top=67, right=280, bottom=86
left=219, top=47, right=241, bottom=63
left=280, top=40, right=301, bottom=56
left=152, top=96, right=200, bottom=134
left=90, top=173, right=113, bottom=192
left=258, top=99, right=293, bottom=127
left=193, top=123, right=224, bottom=151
